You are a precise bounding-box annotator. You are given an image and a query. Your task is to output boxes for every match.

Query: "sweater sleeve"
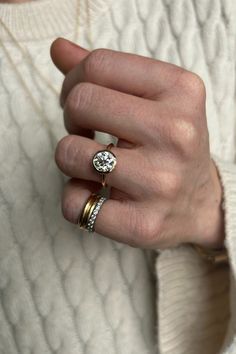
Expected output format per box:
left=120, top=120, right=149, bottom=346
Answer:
left=155, top=153, right=236, bottom=354
left=211, top=154, right=236, bottom=275
left=210, top=154, right=236, bottom=354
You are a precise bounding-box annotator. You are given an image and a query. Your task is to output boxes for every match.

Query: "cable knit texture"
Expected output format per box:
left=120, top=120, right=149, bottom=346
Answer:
left=0, top=0, right=236, bottom=354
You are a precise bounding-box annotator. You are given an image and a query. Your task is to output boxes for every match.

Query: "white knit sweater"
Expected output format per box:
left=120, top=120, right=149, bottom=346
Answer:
left=0, top=0, right=236, bottom=353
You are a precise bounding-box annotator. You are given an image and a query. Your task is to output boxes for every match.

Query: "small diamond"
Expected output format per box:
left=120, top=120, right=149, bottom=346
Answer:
left=92, top=150, right=117, bottom=173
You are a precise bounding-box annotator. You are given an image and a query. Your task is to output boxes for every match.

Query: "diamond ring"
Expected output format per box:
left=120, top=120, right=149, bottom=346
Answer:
left=92, top=143, right=117, bottom=187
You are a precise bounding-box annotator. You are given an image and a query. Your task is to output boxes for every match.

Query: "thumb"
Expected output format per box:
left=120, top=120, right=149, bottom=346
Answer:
left=50, top=38, right=90, bottom=75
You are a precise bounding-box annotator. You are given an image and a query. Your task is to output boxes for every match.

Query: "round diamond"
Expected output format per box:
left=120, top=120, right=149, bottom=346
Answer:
left=92, top=150, right=117, bottom=173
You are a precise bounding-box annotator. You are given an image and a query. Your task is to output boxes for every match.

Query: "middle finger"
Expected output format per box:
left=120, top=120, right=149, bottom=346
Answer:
left=64, top=82, right=155, bottom=144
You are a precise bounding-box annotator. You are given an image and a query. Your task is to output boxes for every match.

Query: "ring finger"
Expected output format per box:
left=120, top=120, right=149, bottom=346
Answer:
left=55, top=134, right=146, bottom=199
left=62, top=178, right=142, bottom=247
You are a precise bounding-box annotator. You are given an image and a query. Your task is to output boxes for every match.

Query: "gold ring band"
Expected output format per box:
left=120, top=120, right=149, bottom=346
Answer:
left=79, top=193, right=107, bottom=232
left=79, top=193, right=99, bottom=229
left=102, top=143, right=113, bottom=187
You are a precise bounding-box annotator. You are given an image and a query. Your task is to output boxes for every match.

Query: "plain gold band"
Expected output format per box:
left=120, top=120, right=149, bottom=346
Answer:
left=79, top=193, right=101, bottom=229
left=102, top=143, right=114, bottom=187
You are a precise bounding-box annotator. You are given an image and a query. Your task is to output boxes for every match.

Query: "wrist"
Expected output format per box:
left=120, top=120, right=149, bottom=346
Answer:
left=193, top=158, right=225, bottom=249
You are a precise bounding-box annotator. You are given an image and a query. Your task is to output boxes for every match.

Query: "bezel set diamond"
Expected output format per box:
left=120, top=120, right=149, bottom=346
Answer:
left=92, top=150, right=117, bottom=174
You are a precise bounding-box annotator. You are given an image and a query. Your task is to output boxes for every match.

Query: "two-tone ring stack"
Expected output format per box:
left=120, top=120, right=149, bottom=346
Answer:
left=78, top=143, right=117, bottom=233
left=79, top=193, right=107, bottom=232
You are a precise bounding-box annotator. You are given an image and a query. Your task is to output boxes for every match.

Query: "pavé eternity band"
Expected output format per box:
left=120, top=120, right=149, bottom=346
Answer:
left=92, top=143, right=117, bottom=187
left=79, top=193, right=107, bottom=232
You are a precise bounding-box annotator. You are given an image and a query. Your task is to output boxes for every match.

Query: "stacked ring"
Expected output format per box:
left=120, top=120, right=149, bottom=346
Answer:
left=92, top=143, right=117, bottom=187
left=79, top=193, right=107, bottom=232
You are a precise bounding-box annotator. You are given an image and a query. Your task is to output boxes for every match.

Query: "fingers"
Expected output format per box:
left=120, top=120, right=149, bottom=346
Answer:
left=50, top=38, right=90, bottom=74
left=51, top=38, right=95, bottom=139
left=60, top=48, right=184, bottom=106
left=64, top=82, right=156, bottom=143
left=62, top=178, right=141, bottom=246
left=55, top=134, right=146, bottom=199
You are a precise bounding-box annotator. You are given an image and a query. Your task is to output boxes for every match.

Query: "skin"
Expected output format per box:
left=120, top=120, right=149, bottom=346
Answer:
left=50, top=38, right=225, bottom=250
left=0, top=0, right=225, bottom=249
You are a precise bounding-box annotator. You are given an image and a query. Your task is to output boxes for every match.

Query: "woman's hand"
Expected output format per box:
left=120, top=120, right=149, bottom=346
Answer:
left=51, top=38, right=225, bottom=250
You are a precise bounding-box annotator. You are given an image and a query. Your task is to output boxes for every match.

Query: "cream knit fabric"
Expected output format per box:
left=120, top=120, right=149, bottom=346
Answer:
left=0, top=0, right=235, bottom=354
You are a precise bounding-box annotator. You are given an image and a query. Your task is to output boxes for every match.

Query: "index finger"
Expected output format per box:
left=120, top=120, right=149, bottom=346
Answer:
left=61, top=48, right=184, bottom=106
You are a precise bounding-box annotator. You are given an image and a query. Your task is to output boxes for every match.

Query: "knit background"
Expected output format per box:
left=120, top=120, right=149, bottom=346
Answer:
left=0, top=0, right=235, bottom=353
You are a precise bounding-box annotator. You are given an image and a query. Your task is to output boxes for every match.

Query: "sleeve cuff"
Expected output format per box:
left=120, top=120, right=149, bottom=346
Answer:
left=211, top=153, right=236, bottom=274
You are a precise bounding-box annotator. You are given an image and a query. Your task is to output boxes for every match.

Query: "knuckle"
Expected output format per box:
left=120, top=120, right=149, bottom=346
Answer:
left=160, top=172, right=182, bottom=200
left=140, top=217, right=162, bottom=248
left=55, top=135, right=77, bottom=171
left=55, top=135, right=68, bottom=169
left=66, top=82, right=94, bottom=113
left=141, top=220, right=159, bottom=247
left=84, top=48, right=109, bottom=78
left=64, top=82, right=94, bottom=132
left=178, top=71, right=206, bottom=99
left=170, top=119, right=200, bottom=159
left=61, top=191, right=76, bottom=223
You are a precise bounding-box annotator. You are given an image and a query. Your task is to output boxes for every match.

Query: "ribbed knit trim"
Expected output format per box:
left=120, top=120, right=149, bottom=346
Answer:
left=156, top=245, right=230, bottom=354
left=212, top=154, right=236, bottom=275
left=210, top=154, right=236, bottom=354
left=0, top=0, right=112, bottom=41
